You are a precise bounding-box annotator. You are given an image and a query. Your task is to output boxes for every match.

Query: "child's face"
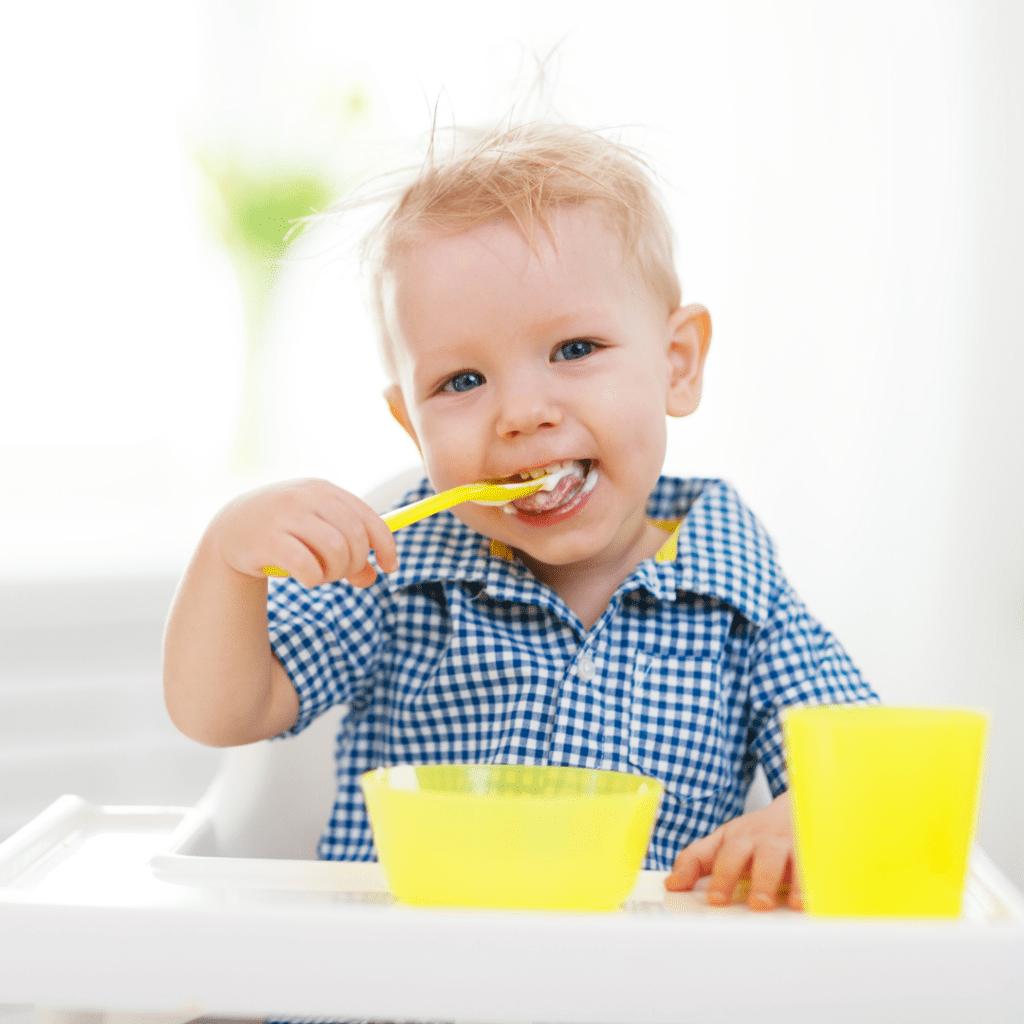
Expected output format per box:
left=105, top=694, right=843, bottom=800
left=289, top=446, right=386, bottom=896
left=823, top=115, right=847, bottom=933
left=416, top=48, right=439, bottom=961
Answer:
left=383, top=205, right=710, bottom=574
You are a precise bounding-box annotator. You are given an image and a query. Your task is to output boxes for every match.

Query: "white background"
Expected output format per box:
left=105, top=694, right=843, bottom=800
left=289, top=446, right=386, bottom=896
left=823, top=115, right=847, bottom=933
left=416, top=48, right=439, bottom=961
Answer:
left=2, top=1, right=1022, bottom=886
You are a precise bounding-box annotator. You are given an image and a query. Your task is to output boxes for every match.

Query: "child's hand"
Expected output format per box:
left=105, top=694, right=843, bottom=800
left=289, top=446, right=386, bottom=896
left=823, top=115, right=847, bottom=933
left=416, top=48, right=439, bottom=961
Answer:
left=664, top=791, right=803, bottom=912
left=208, top=478, right=399, bottom=590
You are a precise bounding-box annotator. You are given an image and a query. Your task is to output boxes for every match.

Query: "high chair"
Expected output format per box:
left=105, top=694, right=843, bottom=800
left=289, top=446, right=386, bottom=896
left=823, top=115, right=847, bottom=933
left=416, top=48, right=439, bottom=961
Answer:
left=1, top=470, right=1022, bottom=1024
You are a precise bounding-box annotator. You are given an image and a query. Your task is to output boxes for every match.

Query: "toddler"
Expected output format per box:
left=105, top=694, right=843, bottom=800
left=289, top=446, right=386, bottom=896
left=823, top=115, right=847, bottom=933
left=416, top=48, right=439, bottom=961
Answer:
left=164, top=122, right=877, bottom=1019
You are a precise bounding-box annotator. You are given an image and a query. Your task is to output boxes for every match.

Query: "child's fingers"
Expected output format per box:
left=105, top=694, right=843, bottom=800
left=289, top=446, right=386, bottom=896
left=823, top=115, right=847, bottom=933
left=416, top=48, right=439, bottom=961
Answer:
left=312, top=513, right=372, bottom=584
left=264, top=509, right=367, bottom=587
left=345, top=562, right=379, bottom=589
left=327, top=492, right=399, bottom=575
left=301, top=495, right=389, bottom=585
left=786, top=864, right=805, bottom=911
left=265, top=511, right=372, bottom=587
left=264, top=533, right=333, bottom=590
left=359, top=502, right=399, bottom=574
left=747, top=839, right=791, bottom=911
left=215, top=479, right=397, bottom=585
left=705, top=837, right=754, bottom=907
left=664, top=829, right=723, bottom=891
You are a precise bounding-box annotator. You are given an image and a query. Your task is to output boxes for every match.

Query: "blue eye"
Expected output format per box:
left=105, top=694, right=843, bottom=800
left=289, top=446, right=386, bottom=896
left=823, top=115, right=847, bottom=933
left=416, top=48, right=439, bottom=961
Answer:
left=441, top=370, right=485, bottom=393
left=553, top=339, right=598, bottom=362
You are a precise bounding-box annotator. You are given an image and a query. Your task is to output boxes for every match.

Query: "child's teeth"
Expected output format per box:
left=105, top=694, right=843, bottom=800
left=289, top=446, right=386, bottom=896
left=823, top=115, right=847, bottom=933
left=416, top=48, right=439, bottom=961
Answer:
left=537, top=461, right=580, bottom=491
left=512, top=461, right=575, bottom=482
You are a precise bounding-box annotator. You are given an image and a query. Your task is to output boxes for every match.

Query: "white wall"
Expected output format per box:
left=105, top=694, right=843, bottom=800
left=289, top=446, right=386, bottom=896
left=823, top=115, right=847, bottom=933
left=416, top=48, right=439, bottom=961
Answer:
left=3, top=1, right=1021, bottom=885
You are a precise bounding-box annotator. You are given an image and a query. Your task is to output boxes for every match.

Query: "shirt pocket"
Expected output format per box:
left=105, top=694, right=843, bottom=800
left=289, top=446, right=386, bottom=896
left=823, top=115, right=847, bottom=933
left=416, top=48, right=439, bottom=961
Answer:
left=627, top=651, right=730, bottom=807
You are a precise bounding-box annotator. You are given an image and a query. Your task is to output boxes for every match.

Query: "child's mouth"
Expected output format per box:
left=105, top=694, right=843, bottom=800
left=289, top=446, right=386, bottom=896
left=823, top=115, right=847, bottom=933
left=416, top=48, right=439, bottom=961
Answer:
left=468, top=459, right=599, bottom=525
left=506, top=459, right=597, bottom=515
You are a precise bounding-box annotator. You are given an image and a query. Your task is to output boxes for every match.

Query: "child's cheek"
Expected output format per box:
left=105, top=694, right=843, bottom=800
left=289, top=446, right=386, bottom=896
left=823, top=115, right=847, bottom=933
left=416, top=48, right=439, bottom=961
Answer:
left=420, top=432, right=481, bottom=491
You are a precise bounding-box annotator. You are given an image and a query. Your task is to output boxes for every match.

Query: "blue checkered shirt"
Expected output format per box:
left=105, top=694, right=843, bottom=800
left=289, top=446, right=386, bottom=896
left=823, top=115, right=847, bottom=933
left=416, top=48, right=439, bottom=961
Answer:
left=267, top=476, right=878, bottom=869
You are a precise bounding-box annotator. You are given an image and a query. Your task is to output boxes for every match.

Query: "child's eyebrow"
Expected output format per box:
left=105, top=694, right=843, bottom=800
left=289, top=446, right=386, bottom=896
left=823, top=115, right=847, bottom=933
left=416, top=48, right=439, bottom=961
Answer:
left=529, top=310, right=609, bottom=335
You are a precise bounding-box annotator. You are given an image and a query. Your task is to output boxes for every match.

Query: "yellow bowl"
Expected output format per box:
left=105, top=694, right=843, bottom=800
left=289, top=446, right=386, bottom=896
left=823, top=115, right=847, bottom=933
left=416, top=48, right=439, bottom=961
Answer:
left=361, top=764, right=663, bottom=911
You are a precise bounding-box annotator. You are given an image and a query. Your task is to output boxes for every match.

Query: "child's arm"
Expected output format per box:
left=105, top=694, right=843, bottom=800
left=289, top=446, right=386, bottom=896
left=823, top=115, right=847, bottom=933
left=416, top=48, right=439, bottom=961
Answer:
left=664, top=792, right=803, bottom=912
left=163, top=479, right=398, bottom=747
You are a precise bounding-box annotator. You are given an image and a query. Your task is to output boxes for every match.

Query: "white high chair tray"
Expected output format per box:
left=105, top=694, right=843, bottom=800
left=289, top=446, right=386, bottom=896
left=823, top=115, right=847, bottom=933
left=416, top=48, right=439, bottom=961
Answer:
left=1, top=795, right=1022, bottom=1024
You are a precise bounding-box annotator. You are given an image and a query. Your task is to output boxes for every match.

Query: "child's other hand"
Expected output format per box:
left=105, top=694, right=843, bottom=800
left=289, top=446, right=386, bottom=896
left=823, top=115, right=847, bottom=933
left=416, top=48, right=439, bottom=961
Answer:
left=664, top=791, right=803, bottom=912
left=208, top=479, right=399, bottom=589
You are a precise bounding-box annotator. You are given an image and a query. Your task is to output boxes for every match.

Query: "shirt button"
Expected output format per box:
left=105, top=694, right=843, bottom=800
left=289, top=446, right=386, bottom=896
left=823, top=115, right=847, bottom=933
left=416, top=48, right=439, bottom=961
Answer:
left=576, top=655, right=596, bottom=681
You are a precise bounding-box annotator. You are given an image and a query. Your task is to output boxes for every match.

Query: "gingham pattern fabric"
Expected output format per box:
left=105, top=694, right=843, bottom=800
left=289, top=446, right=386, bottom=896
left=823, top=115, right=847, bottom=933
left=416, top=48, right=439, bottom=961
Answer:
left=267, top=476, right=878, bottom=871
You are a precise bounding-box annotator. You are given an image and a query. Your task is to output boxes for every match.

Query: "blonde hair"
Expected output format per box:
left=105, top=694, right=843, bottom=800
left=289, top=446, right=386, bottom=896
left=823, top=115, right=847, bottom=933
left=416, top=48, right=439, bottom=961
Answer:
left=352, top=121, right=682, bottom=380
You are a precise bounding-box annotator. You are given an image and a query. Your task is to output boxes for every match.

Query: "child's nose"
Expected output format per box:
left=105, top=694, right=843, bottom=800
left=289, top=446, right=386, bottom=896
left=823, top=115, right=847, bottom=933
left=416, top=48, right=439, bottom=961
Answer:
left=495, top=385, right=563, bottom=439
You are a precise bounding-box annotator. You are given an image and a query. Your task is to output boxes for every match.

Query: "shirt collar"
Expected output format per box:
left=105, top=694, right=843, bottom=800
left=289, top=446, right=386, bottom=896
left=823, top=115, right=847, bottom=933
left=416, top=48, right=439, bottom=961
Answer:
left=384, top=476, right=777, bottom=625
left=629, top=477, right=777, bottom=624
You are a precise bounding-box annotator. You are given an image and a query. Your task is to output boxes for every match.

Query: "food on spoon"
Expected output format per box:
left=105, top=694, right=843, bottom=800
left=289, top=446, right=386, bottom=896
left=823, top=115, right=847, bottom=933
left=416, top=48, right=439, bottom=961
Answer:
left=471, top=459, right=597, bottom=514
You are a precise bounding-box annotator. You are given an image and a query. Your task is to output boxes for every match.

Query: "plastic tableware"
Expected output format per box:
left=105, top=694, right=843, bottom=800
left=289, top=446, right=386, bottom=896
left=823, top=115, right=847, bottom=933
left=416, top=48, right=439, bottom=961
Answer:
left=784, top=705, right=987, bottom=918
left=361, top=764, right=664, bottom=911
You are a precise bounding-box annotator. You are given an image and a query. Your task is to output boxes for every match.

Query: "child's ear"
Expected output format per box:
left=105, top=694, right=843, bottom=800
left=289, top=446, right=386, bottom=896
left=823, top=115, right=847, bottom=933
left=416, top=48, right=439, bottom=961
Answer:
left=665, top=304, right=712, bottom=418
left=384, top=384, right=421, bottom=452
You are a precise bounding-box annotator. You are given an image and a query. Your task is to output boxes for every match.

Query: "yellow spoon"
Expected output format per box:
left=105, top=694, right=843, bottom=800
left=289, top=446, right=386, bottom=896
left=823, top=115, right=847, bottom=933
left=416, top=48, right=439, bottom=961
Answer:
left=262, top=475, right=552, bottom=577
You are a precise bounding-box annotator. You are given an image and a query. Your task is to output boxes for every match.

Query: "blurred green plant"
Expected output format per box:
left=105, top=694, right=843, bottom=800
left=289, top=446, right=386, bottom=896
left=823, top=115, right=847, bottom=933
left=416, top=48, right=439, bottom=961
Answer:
left=200, top=160, right=332, bottom=331
left=193, top=86, right=368, bottom=470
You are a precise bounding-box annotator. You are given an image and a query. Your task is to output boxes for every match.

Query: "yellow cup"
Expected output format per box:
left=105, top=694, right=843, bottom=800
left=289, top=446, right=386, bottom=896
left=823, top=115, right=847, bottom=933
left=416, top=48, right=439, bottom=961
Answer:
left=783, top=705, right=987, bottom=917
left=361, top=764, right=663, bottom=911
